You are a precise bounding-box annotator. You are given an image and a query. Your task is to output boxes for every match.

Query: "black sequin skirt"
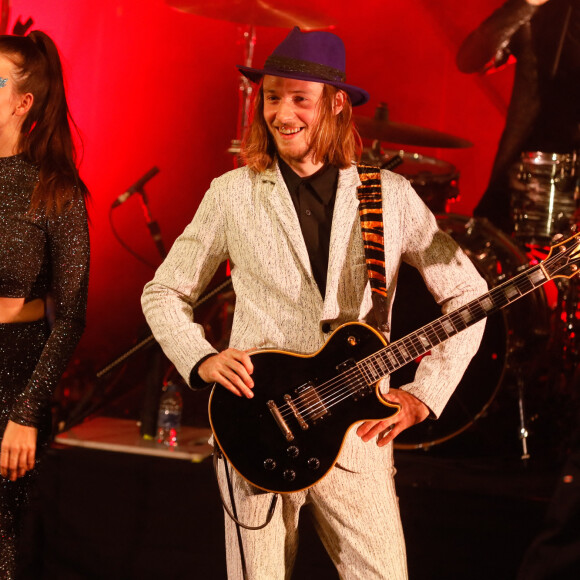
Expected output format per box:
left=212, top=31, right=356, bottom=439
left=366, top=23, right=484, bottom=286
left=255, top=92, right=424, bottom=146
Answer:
left=0, top=319, right=50, bottom=580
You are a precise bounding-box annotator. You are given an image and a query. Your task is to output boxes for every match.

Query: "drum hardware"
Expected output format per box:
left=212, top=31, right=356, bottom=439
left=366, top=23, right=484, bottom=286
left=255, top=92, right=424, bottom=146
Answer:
left=517, top=366, right=531, bottom=461
left=552, top=275, right=580, bottom=367
left=510, top=234, right=580, bottom=462
left=380, top=151, right=404, bottom=172
left=362, top=145, right=460, bottom=213
left=232, top=24, right=256, bottom=162
left=354, top=102, right=473, bottom=149
left=393, top=215, right=549, bottom=451
left=370, top=140, right=404, bottom=171
left=510, top=150, right=580, bottom=245
left=511, top=146, right=580, bottom=439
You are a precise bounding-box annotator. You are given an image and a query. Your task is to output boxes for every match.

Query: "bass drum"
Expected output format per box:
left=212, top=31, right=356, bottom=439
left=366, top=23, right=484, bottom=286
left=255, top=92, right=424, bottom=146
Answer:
left=392, top=215, right=549, bottom=449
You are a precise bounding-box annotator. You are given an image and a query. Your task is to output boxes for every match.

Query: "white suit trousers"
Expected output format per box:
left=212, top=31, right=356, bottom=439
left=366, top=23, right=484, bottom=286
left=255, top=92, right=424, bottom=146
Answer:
left=218, top=449, right=408, bottom=580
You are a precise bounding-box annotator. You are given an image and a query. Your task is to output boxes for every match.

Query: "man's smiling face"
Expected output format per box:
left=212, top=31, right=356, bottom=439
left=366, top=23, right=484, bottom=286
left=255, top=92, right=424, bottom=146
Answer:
left=262, top=75, right=325, bottom=176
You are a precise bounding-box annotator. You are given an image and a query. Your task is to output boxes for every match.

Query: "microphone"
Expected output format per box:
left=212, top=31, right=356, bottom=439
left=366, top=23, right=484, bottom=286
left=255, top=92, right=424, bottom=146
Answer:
left=112, top=166, right=160, bottom=208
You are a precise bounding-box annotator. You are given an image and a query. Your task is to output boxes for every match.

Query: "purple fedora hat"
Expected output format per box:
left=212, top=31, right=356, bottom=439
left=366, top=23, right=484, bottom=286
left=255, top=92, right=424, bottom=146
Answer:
left=237, top=27, right=369, bottom=107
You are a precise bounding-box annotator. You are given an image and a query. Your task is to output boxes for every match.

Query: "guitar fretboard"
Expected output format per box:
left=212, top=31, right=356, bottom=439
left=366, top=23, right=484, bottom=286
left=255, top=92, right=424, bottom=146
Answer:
left=357, top=263, right=548, bottom=385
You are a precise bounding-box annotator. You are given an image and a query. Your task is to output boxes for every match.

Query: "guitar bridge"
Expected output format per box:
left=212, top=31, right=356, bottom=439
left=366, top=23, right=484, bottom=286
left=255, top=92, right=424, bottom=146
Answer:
left=267, top=400, right=295, bottom=441
left=295, top=383, right=328, bottom=423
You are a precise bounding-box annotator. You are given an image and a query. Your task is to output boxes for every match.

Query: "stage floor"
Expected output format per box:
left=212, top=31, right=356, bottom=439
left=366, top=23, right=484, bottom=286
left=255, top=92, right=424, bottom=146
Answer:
left=21, top=414, right=561, bottom=579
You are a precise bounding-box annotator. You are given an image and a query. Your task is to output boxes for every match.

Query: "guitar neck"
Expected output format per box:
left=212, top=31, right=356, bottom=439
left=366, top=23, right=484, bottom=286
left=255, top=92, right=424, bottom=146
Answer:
left=358, top=262, right=549, bottom=383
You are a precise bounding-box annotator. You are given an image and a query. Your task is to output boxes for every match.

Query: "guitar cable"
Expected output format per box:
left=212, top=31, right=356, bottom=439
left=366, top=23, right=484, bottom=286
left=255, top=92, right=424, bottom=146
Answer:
left=213, top=447, right=279, bottom=579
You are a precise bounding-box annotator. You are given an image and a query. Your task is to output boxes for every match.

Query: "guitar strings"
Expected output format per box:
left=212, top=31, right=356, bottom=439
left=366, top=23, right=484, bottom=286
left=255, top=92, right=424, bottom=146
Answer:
left=277, top=365, right=365, bottom=420
left=277, top=305, right=469, bottom=421
left=276, top=319, right=443, bottom=421
left=277, top=265, right=550, bottom=423
left=277, top=311, right=470, bottom=422
left=277, top=319, right=450, bottom=421
left=278, top=314, right=465, bottom=422
left=279, top=252, right=556, bottom=421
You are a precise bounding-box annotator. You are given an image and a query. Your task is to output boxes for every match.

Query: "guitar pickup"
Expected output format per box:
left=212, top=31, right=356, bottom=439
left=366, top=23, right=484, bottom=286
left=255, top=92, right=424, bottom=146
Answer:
left=295, top=382, right=328, bottom=422
left=284, top=394, right=309, bottom=430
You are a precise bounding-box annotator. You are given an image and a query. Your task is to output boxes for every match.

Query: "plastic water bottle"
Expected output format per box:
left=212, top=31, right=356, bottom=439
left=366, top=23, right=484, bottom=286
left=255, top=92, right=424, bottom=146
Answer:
left=156, top=381, right=183, bottom=447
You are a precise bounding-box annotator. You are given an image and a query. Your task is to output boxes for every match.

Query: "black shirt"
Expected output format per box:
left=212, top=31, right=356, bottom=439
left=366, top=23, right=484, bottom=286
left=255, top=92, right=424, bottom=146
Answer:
left=278, top=158, right=339, bottom=297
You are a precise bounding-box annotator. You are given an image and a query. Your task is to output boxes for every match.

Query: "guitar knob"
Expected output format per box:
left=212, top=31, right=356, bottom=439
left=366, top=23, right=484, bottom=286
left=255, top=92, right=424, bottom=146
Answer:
left=307, top=457, right=320, bottom=470
left=263, top=458, right=277, bottom=471
left=287, top=446, right=299, bottom=458
left=283, top=469, right=296, bottom=481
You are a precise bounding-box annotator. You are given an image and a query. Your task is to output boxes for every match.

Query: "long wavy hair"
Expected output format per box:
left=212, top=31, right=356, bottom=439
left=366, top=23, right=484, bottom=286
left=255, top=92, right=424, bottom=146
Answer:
left=241, top=80, right=362, bottom=172
left=0, top=31, right=88, bottom=214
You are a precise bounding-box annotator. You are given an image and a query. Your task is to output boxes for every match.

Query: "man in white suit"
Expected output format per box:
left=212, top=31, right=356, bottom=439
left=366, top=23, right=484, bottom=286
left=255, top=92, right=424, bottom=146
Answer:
left=142, top=27, right=486, bottom=580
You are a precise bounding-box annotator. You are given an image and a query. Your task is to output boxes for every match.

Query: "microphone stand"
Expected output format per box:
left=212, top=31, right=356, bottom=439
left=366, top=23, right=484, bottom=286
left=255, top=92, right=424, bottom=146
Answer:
left=90, top=169, right=168, bottom=436
left=63, top=277, right=234, bottom=435
left=137, top=187, right=167, bottom=259
left=134, top=185, right=167, bottom=437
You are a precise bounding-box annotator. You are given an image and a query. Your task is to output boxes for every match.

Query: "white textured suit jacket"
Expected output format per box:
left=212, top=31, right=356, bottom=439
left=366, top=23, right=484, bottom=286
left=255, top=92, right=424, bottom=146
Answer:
left=142, top=163, right=487, bottom=472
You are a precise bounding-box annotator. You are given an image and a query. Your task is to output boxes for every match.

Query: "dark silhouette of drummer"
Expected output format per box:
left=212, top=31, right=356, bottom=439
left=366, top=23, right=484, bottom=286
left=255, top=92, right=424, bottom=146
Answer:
left=457, top=0, right=580, bottom=235
left=459, top=3, right=580, bottom=577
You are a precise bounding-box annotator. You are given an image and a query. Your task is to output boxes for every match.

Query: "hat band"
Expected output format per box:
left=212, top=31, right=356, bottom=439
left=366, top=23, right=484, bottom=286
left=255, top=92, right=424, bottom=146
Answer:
left=264, top=55, right=346, bottom=83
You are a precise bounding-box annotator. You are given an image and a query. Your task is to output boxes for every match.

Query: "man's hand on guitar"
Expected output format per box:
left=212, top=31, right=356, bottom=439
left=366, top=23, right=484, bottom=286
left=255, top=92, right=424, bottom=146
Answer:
left=198, top=349, right=254, bottom=398
left=356, top=390, right=430, bottom=447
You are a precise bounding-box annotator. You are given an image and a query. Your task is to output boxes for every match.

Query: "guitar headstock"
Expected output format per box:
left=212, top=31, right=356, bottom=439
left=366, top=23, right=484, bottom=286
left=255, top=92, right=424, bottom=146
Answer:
left=544, top=232, right=580, bottom=280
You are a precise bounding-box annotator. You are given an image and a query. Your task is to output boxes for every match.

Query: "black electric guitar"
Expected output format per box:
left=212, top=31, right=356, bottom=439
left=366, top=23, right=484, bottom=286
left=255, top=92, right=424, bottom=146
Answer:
left=209, top=233, right=580, bottom=494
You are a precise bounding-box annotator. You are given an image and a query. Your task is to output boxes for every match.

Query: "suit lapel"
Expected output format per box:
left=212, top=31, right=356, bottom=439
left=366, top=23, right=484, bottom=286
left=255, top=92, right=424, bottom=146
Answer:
left=261, top=163, right=364, bottom=318
left=322, top=165, right=363, bottom=317
left=260, top=166, right=313, bottom=279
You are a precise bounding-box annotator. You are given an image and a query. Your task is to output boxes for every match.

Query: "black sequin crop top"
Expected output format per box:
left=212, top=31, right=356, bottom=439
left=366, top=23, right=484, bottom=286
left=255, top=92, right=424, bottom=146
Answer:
left=0, top=155, right=90, bottom=427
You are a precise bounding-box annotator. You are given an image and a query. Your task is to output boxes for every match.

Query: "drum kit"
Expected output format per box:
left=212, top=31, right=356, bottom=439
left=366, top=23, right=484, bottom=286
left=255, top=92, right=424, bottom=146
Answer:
left=166, top=0, right=580, bottom=453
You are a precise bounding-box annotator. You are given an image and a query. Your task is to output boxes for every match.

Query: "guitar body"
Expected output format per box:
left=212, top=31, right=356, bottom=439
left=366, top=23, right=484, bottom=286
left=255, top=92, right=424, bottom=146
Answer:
left=209, top=232, right=580, bottom=494
left=209, top=322, right=400, bottom=493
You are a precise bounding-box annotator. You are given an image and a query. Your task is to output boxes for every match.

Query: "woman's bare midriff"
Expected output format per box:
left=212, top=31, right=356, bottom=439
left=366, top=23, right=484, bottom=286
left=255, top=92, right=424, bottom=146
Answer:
left=0, top=297, right=45, bottom=323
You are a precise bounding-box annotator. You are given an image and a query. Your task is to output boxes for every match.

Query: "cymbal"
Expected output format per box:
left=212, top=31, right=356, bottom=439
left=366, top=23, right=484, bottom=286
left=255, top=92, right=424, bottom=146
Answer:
left=355, top=104, right=473, bottom=149
left=166, top=0, right=334, bottom=29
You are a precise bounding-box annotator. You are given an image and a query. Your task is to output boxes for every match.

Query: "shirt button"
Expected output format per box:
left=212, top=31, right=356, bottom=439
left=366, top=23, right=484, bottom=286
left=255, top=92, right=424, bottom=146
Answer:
left=321, top=322, right=331, bottom=333
left=305, top=209, right=312, bottom=216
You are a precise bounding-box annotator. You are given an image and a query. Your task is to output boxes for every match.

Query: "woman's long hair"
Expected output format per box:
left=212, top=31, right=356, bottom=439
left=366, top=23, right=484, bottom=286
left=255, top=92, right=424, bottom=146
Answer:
left=241, top=81, right=362, bottom=173
left=0, top=31, right=88, bottom=214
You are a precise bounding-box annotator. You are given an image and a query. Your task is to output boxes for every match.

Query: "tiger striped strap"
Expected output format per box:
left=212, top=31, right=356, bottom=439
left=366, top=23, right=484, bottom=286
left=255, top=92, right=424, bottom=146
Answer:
left=356, top=164, right=389, bottom=330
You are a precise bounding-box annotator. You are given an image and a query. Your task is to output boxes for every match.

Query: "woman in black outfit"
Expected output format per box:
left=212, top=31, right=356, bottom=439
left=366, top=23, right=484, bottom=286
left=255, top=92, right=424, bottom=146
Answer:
left=0, top=31, right=89, bottom=578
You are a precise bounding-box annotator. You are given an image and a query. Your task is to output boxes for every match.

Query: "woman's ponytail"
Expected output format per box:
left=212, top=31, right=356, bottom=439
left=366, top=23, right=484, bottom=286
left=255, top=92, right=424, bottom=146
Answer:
left=0, top=31, right=88, bottom=214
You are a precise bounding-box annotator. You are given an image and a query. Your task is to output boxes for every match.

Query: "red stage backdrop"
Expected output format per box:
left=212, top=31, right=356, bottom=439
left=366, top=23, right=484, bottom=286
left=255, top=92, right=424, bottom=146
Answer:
left=7, top=0, right=513, bottom=370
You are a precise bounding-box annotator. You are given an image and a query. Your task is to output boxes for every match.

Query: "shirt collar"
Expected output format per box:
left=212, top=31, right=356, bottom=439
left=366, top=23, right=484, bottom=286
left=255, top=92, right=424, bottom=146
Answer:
left=278, top=157, right=338, bottom=205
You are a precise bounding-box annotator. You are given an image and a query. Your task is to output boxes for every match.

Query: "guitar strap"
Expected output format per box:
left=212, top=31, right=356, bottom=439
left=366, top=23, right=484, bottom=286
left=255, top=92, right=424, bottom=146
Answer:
left=356, top=164, right=389, bottom=331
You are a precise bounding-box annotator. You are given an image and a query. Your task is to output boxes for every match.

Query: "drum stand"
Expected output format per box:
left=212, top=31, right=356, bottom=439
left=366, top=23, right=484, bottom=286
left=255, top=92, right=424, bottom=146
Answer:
left=228, top=25, right=256, bottom=164
left=513, top=243, right=580, bottom=463
left=516, top=368, right=531, bottom=461
left=507, top=333, right=534, bottom=462
left=554, top=276, right=580, bottom=369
